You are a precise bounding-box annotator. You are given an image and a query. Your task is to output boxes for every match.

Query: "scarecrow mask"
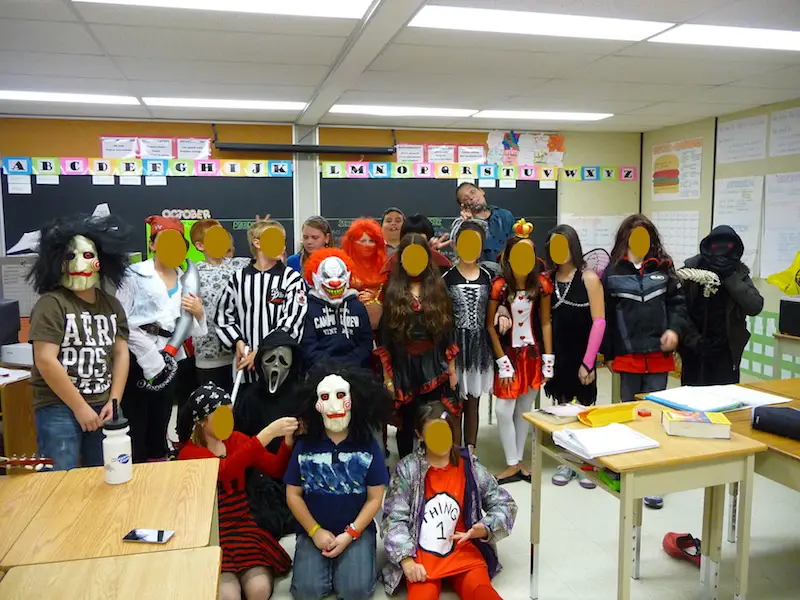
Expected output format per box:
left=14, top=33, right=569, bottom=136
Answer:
left=61, top=235, right=100, bottom=292
left=312, top=256, right=350, bottom=305
left=315, top=374, right=352, bottom=433
left=260, top=346, right=292, bottom=394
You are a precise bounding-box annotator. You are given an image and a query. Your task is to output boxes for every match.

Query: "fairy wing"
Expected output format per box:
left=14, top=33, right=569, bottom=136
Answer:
left=583, top=248, right=611, bottom=278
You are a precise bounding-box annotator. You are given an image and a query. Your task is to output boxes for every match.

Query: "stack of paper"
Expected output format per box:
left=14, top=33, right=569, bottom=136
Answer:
left=0, top=367, right=31, bottom=384
left=553, top=423, right=660, bottom=460
left=647, top=385, right=790, bottom=412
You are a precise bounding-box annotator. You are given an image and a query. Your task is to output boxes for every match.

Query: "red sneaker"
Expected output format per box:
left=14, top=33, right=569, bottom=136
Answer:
left=662, top=532, right=701, bottom=568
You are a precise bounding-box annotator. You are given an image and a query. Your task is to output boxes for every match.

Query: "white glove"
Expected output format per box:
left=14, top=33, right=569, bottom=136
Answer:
left=496, top=355, right=515, bottom=379
left=542, top=354, right=555, bottom=379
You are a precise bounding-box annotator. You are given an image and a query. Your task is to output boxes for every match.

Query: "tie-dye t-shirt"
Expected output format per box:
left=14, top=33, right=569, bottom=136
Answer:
left=284, top=436, right=388, bottom=534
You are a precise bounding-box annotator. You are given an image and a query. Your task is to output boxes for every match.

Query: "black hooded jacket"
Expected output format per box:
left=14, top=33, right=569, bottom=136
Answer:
left=679, top=226, right=764, bottom=366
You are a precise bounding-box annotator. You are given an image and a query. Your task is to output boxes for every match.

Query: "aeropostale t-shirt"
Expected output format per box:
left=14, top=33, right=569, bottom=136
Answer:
left=29, top=287, right=129, bottom=409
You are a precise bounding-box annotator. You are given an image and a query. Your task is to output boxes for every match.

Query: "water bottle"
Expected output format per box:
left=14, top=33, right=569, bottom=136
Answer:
left=103, top=398, right=132, bottom=485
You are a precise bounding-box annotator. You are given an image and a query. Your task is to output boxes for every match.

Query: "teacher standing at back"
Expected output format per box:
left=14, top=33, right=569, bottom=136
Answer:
left=455, top=182, right=515, bottom=265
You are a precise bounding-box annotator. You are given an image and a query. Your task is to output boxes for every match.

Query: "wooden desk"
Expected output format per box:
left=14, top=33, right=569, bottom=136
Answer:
left=742, top=377, right=800, bottom=401
left=0, top=547, right=221, bottom=600
left=773, top=333, right=800, bottom=377
left=525, top=401, right=766, bottom=600
left=0, top=459, right=219, bottom=569
left=0, top=379, right=37, bottom=458
left=0, top=472, right=65, bottom=566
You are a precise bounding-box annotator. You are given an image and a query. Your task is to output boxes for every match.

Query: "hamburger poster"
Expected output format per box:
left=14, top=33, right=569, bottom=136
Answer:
left=652, top=138, right=703, bottom=201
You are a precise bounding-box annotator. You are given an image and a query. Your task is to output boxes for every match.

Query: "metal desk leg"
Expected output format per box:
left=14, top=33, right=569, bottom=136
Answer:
left=529, top=427, right=543, bottom=600
left=488, top=394, right=493, bottom=425
left=701, top=485, right=725, bottom=600
left=734, top=456, right=755, bottom=600
left=727, top=482, right=739, bottom=544
left=632, top=498, right=643, bottom=580
left=617, top=472, right=634, bottom=600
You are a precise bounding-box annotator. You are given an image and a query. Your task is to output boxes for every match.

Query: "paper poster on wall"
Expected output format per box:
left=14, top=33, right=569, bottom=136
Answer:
left=652, top=138, right=702, bottom=201
left=769, top=107, right=800, bottom=157
left=426, top=145, right=456, bottom=163
left=716, top=115, right=768, bottom=164
left=651, top=210, right=700, bottom=267
left=713, top=176, right=764, bottom=275
left=139, top=137, right=175, bottom=159
left=101, top=137, right=138, bottom=159
left=176, top=138, right=212, bottom=160
left=761, top=172, right=800, bottom=277
left=560, top=214, right=626, bottom=252
left=395, top=144, right=425, bottom=163
left=457, top=145, right=486, bottom=163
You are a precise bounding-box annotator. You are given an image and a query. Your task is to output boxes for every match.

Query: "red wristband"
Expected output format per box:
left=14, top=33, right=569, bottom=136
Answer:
left=345, top=523, right=361, bottom=540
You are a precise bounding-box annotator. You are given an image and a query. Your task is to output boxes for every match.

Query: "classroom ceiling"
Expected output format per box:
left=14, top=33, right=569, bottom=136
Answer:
left=0, top=0, right=799, bottom=131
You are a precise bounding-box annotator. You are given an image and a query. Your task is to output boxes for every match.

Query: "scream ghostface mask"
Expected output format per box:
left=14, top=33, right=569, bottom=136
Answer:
left=312, top=256, right=350, bottom=305
left=260, top=346, right=293, bottom=394
left=61, top=235, right=101, bottom=292
left=315, top=374, right=352, bottom=433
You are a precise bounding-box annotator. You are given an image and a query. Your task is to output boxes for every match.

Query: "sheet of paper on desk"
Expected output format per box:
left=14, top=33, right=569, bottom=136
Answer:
left=554, top=423, right=659, bottom=460
left=0, top=367, right=31, bottom=383
left=647, top=385, right=791, bottom=412
left=542, top=404, right=585, bottom=417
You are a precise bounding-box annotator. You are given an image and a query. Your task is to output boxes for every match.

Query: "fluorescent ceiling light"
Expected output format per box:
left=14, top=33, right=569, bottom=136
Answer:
left=0, top=90, right=139, bottom=105
left=409, top=5, right=673, bottom=42
left=330, top=105, right=477, bottom=117
left=649, top=24, right=800, bottom=52
left=73, top=0, right=371, bottom=19
left=143, top=97, right=306, bottom=110
left=473, top=110, right=613, bottom=121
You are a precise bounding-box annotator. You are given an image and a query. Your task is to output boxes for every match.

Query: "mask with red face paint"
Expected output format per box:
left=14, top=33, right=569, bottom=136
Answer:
left=315, top=374, right=352, bottom=433
left=61, top=235, right=100, bottom=292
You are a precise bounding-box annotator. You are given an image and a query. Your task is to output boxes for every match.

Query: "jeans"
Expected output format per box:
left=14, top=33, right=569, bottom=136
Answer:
left=290, top=524, right=377, bottom=600
left=35, top=403, right=104, bottom=471
left=619, top=372, right=668, bottom=402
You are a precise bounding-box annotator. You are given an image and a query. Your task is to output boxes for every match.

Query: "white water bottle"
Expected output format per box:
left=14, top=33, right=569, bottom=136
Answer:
left=103, top=398, right=132, bottom=485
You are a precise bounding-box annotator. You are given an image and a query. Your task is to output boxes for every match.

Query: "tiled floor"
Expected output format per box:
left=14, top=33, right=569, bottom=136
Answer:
left=185, top=369, right=800, bottom=599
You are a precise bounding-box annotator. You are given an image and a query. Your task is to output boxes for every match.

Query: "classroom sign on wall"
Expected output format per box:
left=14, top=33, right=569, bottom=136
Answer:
left=652, top=137, right=703, bottom=201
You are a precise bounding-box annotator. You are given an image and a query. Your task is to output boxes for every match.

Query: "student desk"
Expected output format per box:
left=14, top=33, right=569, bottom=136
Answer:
left=0, top=378, right=37, bottom=458
left=0, top=472, right=65, bottom=569
left=0, top=547, right=222, bottom=599
left=524, top=401, right=766, bottom=600
left=724, top=379, right=800, bottom=545
left=773, top=333, right=800, bottom=376
left=0, top=459, right=220, bottom=569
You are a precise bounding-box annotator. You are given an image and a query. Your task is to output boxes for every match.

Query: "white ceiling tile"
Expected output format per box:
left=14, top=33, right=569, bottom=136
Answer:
left=565, top=55, right=783, bottom=85
left=0, top=0, right=78, bottom=21
left=690, top=0, right=800, bottom=29
left=0, top=51, right=124, bottom=79
left=617, top=40, right=800, bottom=65
left=130, top=81, right=314, bottom=101
left=354, top=71, right=549, bottom=95
left=148, top=107, right=300, bottom=122
left=628, top=101, right=758, bottom=118
left=319, top=114, right=465, bottom=128
left=531, top=79, right=712, bottom=102
left=75, top=4, right=358, bottom=36
left=491, top=97, right=654, bottom=113
left=115, top=58, right=329, bottom=87
left=89, top=25, right=344, bottom=64
left=678, top=85, right=800, bottom=104
left=0, top=19, right=103, bottom=54
left=732, top=66, right=800, bottom=89
left=336, top=89, right=505, bottom=109
left=0, top=73, right=135, bottom=94
left=0, top=103, right=151, bottom=119
left=371, top=44, right=601, bottom=78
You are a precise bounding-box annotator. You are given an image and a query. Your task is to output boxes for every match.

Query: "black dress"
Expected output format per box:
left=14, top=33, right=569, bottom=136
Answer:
left=545, top=270, right=597, bottom=406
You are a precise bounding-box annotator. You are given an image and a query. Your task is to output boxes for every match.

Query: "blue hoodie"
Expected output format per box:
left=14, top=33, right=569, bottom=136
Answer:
left=301, top=290, right=373, bottom=369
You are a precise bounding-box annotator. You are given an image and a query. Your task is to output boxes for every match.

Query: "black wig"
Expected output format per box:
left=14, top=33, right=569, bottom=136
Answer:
left=297, top=362, right=392, bottom=445
left=27, top=214, right=131, bottom=294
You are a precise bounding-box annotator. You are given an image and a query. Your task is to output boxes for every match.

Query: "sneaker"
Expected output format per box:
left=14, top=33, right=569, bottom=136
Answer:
left=662, top=532, right=701, bottom=567
left=577, top=473, right=596, bottom=489
left=645, top=496, right=664, bottom=509
left=551, top=465, right=575, bottom=486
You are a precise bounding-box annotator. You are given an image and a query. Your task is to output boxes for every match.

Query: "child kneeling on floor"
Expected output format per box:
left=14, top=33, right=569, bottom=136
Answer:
left=381, top=401, right=518, bottom=599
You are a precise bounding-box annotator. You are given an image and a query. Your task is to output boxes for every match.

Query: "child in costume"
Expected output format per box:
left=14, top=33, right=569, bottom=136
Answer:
left=28, top=214, right=131, bottom=471
left=341, top=218, right=387, bottom=330
left=381, top=401, right=517, bottom=599
left=301, top=248, right=373, bottom=369
left=603, top=213, right=687, bottom=509
left=487, top=219, right=553, bottom=484
left=285, top=365, right=391, bottom=600
left=286, top=216, right=333, bottom=274
left=177, top=383, right=298, bottom=600
left=117, top=215, right=205, bottom=462
left=216, top=220, right=307, bottom=386
left=190, top=219, right=251, bottom=390
left=376, top=233, right=459, bottom=459
left=544, top=224, right=605, bottom=488
left=443, top=220, right=494, bottom=450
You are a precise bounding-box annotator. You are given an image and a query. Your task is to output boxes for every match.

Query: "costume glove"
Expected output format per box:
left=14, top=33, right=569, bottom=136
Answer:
left=542, top=354, right=555, bottom=379
left=496, top=355, right=515, bottom=379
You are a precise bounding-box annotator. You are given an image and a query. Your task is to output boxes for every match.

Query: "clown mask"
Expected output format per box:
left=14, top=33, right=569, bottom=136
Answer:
left=315, top=374, right=351, bottom=433
left=312, top=256, right=350, bottom=305
left=260, top=346, right=292, bottom=394
left=61, top=235, right=100, bottom=292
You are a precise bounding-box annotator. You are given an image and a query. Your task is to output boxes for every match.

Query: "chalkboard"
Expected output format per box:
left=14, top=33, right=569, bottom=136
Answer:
left=320, top=178, right=557, bottom=255
left=2, top=175, right=294, bottom=257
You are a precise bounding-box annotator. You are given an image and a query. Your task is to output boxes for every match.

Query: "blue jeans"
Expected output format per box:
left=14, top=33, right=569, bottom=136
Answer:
left=290, top=524, right=377, bottom=600
left=35, top=403, right=104, bottom=471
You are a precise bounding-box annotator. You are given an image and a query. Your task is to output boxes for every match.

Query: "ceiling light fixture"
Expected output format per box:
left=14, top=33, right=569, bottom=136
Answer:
left=142, top=97, right=306, bottom=110
left=409, top=5, right=673, bottom=42
left=330, top=105, right=478, bottom=117
left=473, top=110, right=613, bottom=121
left=73, top=0, right=372, bottom=19
left=0, top=90, right=140, bottom=105
left=649, top=24, right=800, bottom=52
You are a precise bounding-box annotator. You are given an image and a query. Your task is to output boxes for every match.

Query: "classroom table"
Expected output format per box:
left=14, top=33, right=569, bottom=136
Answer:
left=0, top=471, right=65, bottom=567
left=0, top=547, right=222, bottom=599
left=724, top=379, right=800, bottom=545
left=0, top=458, right=219, bottom=569
left=773, top=333, right=800, bottom=377
left=0, top=378, right=37, bottom=458
left=524, top=401, right=766, bottom=600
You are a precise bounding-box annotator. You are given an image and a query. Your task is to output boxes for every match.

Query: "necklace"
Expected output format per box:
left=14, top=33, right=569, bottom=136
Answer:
left=553, top=270, right=589, bottom=309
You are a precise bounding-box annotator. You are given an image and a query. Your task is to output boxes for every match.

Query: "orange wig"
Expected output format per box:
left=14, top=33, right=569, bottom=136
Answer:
left=341, top=218, right=387, bottom=291
left=302, top=248, right=355, bottom=286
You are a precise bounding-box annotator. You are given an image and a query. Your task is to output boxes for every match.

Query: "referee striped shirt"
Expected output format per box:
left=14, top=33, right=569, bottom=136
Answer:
left=215, top=261, right=307, bottom=383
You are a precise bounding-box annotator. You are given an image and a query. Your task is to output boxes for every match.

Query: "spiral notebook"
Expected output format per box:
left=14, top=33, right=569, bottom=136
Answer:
left=553, top=423, right=660, bottom=460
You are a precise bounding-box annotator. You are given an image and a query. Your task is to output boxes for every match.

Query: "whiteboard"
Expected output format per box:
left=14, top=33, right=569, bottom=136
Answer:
left=559, top=214, right=627, bottom=253
left=761, top=172, right=800, bottom=277
left=651, top=210, right=700, bottom=268
left=769, top=107, right=800, bottom=157
left=713, top=176, right=764, bottom=276
left=716, top=115, right=768, bottom=164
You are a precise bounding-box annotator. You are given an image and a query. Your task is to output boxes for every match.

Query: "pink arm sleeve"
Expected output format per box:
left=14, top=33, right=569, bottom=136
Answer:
left=582, top=318, right=606, bottom=370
